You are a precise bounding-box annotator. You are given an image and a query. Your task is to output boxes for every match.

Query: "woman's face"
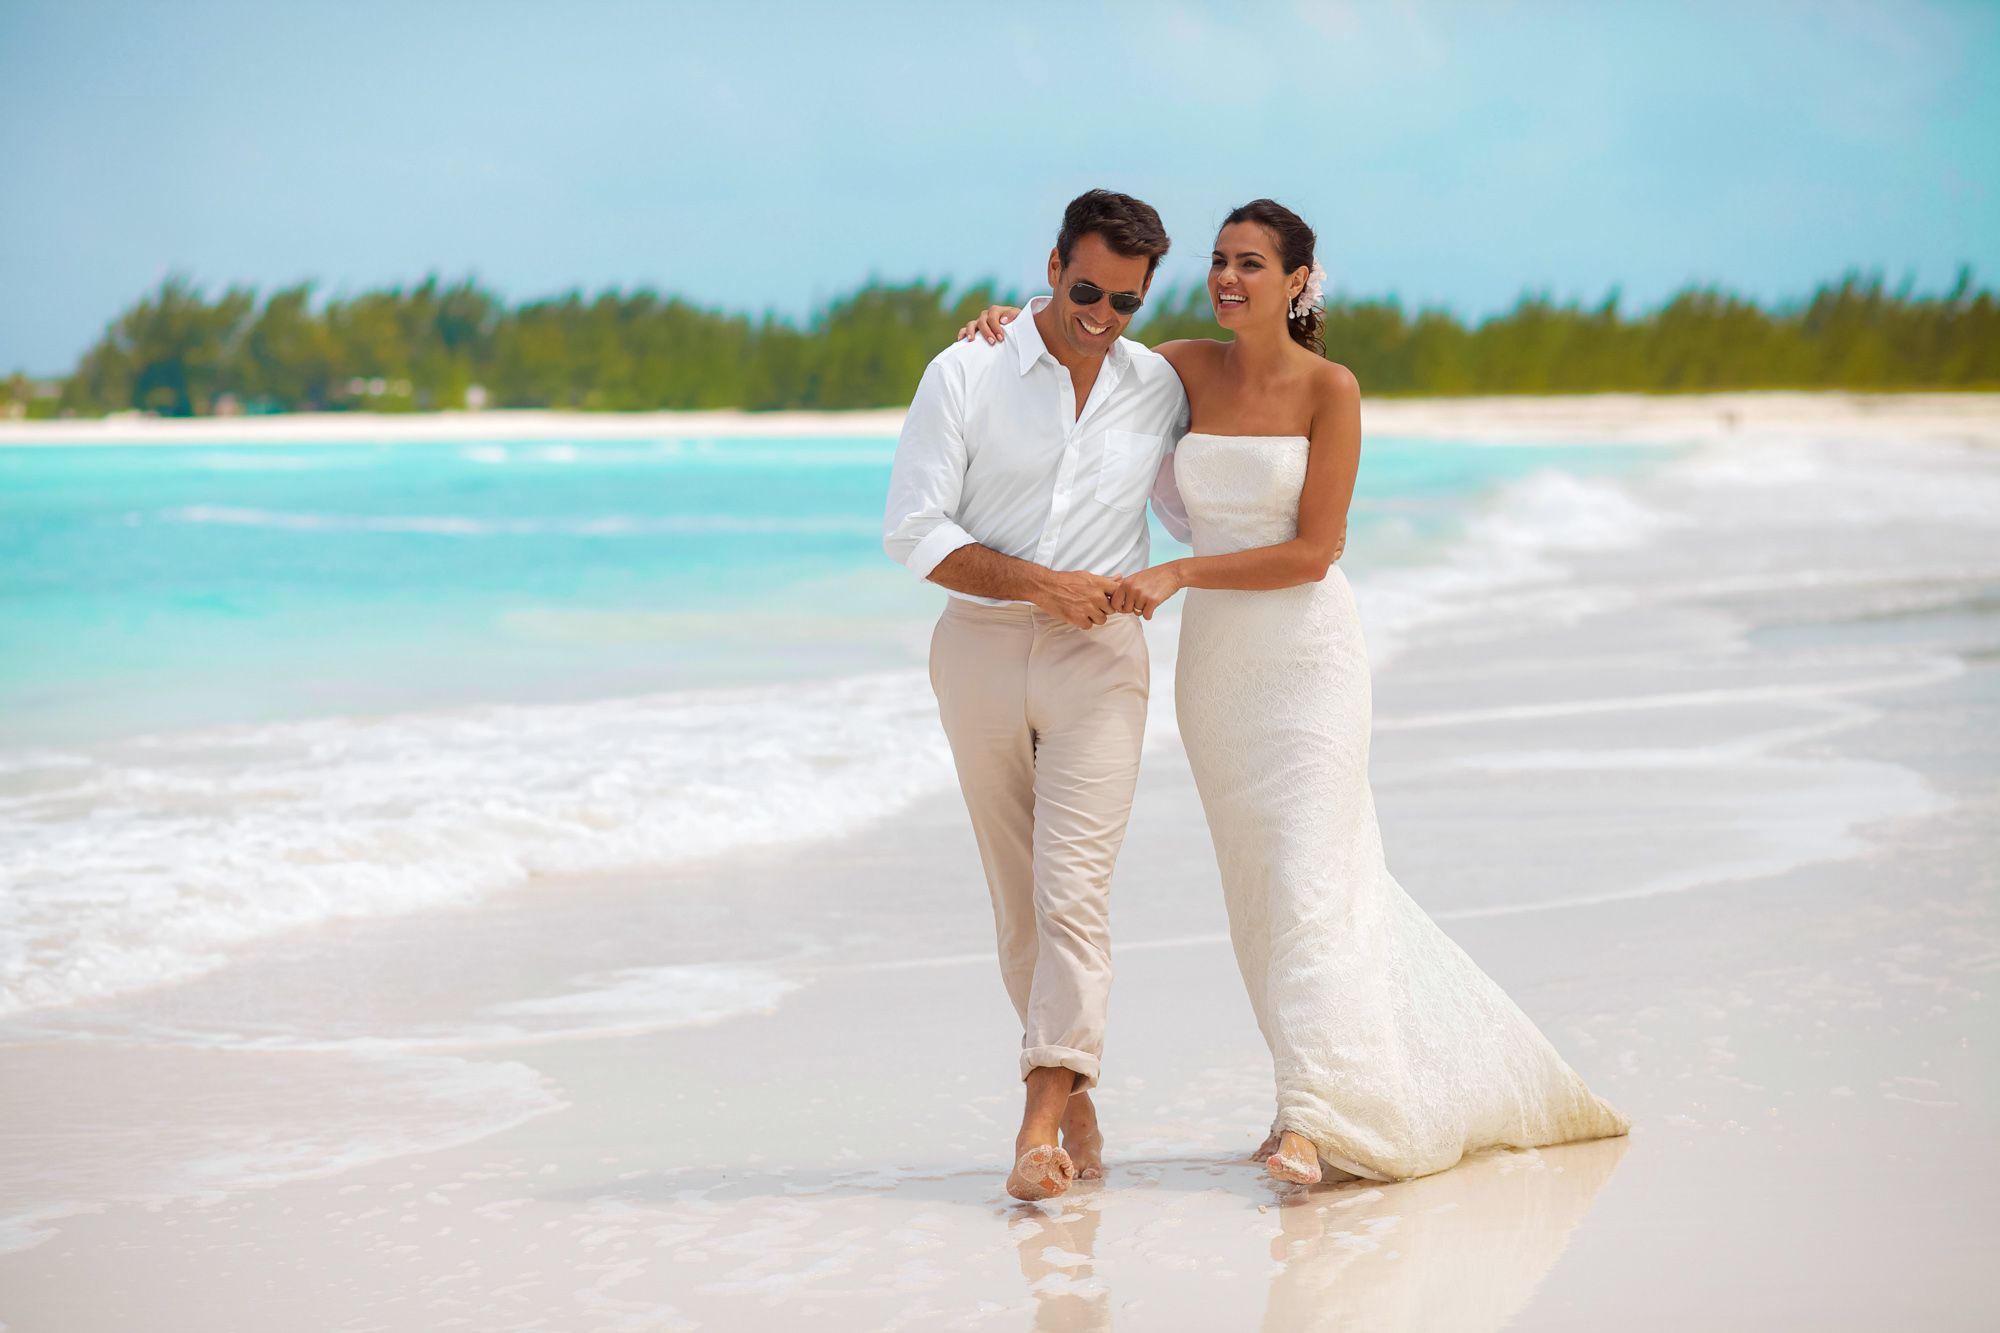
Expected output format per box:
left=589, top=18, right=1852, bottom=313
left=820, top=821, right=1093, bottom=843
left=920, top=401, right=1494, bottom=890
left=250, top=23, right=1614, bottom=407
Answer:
left=1208, top=221, right=1303, bottom=333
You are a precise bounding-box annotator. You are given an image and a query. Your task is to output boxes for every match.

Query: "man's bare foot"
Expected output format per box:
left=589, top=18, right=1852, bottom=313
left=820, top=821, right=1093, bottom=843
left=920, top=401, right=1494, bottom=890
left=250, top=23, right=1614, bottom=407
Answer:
left=1249, top=1123, right=1282, bottom=1162
left=1267, top=1130, right=1322, bottom=1185
left=1007, top=1067, right=1077, bottom=1200
left=1061, top=1094, right=1106, bottom=1180
left=1006, top=1144, right=1075, bottom=1201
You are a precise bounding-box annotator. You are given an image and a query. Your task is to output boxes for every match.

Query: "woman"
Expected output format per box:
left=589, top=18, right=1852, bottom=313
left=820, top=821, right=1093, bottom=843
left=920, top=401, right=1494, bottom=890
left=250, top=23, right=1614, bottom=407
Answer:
left=959, top=199, right=1629, bottom=1183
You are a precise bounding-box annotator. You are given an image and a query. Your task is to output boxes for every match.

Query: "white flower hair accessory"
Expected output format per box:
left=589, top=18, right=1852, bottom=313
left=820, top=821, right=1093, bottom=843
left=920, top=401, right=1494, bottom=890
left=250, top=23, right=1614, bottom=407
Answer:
left=1290, top=260, right=1327, bottom=320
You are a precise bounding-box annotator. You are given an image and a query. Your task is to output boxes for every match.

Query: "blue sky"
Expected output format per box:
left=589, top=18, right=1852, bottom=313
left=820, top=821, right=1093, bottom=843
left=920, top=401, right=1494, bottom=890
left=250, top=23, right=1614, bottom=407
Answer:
left=3, top=0, right=1996, bottom=373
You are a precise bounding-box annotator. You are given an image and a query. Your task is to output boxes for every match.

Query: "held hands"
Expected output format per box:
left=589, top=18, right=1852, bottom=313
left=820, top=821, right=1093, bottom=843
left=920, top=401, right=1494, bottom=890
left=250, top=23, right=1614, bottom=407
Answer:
left=1036, top=570, right=1122, bottom=629
left=1034, top=564, right=1186, bottom=628
left=958, top=305, right=1022, bottom=344
left=1032, top=564, right=1187, bottom=629
left=1112, top=563, right=1185, bottom=620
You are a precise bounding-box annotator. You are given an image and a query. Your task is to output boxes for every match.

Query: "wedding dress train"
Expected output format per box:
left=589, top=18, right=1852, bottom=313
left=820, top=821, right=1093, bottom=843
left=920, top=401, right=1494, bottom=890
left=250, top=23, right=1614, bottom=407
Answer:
left=1171, top=432, right=1629, bottom=1181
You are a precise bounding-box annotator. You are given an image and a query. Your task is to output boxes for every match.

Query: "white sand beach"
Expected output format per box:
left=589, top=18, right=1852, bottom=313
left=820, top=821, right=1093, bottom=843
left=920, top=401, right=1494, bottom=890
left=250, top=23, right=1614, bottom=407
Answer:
left=0, top=407, right=913, bottom=444
left=3, top=389, right=1998, bottom=448
left=1, top=394, right=1995, bottom=1330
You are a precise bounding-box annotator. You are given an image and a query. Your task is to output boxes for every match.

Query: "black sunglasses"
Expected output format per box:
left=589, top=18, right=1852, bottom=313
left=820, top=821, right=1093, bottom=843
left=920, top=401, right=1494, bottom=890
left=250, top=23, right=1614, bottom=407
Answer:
left=1067, top=281, right=1144, bottom=316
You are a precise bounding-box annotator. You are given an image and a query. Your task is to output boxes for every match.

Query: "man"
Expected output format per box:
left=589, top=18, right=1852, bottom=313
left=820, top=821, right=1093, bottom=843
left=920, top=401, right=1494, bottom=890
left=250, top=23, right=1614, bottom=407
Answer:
left=882, top=189, right=1190, bottom=1201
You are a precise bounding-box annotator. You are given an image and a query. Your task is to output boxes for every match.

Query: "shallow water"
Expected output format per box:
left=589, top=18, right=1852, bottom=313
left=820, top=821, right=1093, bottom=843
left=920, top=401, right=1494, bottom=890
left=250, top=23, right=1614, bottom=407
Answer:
left=0, top=433, right=1664, bottom=1018
left=1, top=425, right=1994, bottom=1329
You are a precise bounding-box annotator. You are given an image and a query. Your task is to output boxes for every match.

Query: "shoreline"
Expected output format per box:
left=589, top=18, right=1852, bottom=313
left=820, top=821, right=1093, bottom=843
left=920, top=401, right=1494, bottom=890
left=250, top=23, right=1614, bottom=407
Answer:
left=2, top=423, right=1993, bottom=1327
left=2, top=390, right=1997, bottom=446
left=2, top=407, right=1996, bottom=1328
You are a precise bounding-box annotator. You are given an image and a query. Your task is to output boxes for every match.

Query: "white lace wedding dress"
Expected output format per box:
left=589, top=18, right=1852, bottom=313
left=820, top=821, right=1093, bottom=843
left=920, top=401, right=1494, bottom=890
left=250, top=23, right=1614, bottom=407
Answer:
left=1172, top=433, right=1630, bottom=1182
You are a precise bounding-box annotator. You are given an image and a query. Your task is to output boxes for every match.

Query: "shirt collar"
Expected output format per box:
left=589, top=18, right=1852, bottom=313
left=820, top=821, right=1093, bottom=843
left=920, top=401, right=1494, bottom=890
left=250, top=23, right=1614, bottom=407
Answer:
left=1012, top=293, right=1131, bottom=376
left=1011, top=295, right=1054, bottom=376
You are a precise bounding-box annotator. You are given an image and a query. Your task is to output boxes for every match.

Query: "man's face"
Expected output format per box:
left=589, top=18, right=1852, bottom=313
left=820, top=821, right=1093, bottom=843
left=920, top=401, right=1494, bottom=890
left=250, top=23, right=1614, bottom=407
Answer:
left=1044, top=231, right=1154, bottom=360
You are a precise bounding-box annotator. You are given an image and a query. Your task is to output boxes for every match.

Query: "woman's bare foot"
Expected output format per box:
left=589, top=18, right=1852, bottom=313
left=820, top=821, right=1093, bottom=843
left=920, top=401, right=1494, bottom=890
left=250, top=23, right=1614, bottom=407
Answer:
left=1267, top=1130, right=1322, bottom=1185
left=1061, top=1094, right=1106, bottom=1180
left=1006, top=1144, right=1076, bottom=1201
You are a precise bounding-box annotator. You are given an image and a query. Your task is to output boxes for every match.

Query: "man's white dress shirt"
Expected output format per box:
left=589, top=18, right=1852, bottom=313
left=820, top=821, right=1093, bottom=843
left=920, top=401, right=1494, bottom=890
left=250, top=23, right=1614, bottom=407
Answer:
left=883, top=296, right=1193, bottom=605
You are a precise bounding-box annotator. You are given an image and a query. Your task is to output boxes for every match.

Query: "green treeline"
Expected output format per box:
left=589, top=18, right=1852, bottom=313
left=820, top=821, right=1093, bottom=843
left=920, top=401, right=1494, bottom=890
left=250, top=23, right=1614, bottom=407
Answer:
left=51, top=277, right=1014, bottom=417
left=37, top=268, right=2000, bottom=418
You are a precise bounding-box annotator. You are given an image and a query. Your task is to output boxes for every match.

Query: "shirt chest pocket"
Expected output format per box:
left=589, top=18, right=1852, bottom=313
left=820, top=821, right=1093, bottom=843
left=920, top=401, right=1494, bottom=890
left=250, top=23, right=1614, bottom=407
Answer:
left=1092, top=429, right=1164, bottom=511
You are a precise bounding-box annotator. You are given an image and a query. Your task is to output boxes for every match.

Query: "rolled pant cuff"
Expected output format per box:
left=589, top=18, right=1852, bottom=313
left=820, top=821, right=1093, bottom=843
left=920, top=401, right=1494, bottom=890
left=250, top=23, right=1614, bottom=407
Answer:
left=1020, top=1045, right=1100, bottom=1093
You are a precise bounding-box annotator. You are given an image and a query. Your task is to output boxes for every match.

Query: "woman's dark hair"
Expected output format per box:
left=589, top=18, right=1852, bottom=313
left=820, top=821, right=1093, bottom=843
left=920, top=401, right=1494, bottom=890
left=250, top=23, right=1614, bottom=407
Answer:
left=1056, top=189, right=1172, bottom=278
left=1220, top=198, right=1323, bottom=354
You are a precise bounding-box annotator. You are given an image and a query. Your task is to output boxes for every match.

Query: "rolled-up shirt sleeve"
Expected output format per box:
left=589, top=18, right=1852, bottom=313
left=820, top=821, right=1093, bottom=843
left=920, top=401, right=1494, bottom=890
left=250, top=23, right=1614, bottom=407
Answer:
left=883, top=355, right=979, bottom=578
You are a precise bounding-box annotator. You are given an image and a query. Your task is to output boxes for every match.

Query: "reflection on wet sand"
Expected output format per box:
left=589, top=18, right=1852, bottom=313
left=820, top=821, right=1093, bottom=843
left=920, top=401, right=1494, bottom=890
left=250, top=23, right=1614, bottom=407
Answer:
left=1013, top=1190, right=1110, bottom=1331
left=1263, top=1136, right=1630, bottom=1331
left=1006, top=1136, right=1629, bottom=1332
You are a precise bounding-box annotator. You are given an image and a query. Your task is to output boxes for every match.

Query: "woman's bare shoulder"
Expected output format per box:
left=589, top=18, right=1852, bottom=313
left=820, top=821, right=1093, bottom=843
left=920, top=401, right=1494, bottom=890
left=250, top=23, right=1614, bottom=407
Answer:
left=1301, top=357, right=1361, bottom=448
left=1152, top=338, right=1228, bottom=372
left=1312, top=356, right=1361, bottom=399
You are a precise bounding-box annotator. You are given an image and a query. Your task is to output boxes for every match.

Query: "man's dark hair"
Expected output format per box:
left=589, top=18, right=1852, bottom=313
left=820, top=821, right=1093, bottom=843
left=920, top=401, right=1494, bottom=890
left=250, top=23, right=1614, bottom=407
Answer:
left=1055, top=189, right=1172, bottom=278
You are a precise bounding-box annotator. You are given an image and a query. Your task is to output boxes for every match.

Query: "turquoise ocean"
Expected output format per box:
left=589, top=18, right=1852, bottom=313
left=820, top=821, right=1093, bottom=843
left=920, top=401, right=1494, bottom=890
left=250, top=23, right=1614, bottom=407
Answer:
left=0, top=433, right=1663, bottom=1017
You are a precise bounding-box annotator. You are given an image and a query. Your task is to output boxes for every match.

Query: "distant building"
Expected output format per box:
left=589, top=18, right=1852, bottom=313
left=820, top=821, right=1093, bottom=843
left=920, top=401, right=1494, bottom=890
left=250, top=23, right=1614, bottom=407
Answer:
left=4, top=376, right=60, bottom=419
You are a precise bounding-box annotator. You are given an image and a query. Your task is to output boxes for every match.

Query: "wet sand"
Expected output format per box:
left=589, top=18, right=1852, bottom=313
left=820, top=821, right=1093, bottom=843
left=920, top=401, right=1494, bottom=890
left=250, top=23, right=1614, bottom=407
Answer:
left=1, top=401, right=1995, bottom=1330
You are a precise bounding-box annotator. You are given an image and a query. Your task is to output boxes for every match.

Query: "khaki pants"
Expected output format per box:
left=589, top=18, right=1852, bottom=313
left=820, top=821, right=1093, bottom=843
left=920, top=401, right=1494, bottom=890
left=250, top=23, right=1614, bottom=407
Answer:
left=928, top=599, right=1149, bottom=1092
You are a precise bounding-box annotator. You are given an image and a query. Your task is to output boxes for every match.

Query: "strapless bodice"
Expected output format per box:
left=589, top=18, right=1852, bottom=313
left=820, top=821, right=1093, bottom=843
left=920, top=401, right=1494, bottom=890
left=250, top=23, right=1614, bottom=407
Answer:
left=1175, top=433, right=1310, bottom=557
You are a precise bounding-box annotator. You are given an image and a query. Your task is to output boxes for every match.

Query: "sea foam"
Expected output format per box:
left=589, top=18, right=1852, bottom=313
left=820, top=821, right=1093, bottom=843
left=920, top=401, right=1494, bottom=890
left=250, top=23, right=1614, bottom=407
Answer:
left=1356, top=468, right=1680, bottom=664
left=0, top=672, right=955, bottom=1016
